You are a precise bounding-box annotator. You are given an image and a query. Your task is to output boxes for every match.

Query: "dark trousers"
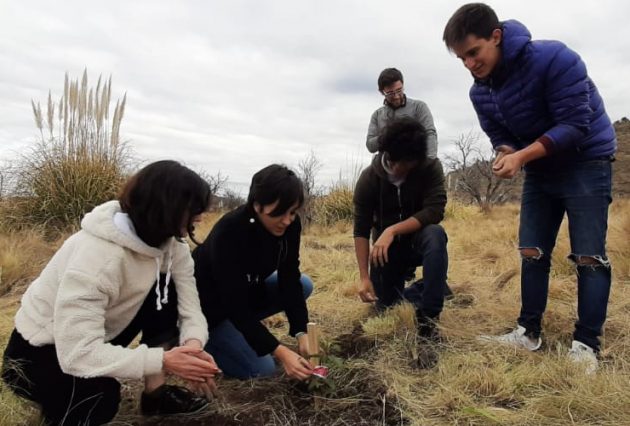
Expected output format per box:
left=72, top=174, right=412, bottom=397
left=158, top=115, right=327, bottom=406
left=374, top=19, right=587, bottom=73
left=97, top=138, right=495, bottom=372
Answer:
left=371, top=224, right=448, bottom=319
left=1, top=275, right=178, bottom=425
left=205, top=272, right=314, bottom=379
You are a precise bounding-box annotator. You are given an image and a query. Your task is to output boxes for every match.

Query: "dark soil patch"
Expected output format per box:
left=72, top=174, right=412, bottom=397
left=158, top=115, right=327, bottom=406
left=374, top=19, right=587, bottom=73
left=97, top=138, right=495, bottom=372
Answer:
left=332, top=323, right=377, bottom=358
left=115, top=344, right=408, bottom=425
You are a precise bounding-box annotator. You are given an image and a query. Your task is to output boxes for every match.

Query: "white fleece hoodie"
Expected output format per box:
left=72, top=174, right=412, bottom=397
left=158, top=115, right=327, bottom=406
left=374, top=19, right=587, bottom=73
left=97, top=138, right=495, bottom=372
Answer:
left=14, top=200, right=209, bottom=379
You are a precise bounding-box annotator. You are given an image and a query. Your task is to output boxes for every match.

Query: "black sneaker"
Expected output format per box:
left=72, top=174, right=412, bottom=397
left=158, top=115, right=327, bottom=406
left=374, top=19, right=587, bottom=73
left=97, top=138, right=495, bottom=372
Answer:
left=408, top=278, right=455, bottom=300
left=140, top=385, right=208, bottom=416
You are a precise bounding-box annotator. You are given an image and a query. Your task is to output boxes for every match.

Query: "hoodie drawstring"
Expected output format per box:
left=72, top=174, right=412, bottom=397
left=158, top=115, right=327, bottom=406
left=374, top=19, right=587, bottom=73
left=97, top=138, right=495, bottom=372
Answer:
left=154, top=250, right=174, bottom=311
left=154, top=258, right=163, bottom=311
left=163, top=252, right=173, bottom=305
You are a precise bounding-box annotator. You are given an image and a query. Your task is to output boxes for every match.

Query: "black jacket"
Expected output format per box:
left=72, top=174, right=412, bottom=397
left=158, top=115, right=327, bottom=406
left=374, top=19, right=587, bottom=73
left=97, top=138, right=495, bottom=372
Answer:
left=353, top=155, right=447, bottom=240
left=193, top=205, right=308, bottom=356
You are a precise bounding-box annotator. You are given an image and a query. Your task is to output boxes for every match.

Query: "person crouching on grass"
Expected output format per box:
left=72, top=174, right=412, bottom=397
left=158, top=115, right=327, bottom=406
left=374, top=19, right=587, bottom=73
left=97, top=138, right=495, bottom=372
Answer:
left=2, top=160, right=220, bottom=425
left=193, top=164, right=316, bottom=381
left=354, top=117, right=449, bottom=344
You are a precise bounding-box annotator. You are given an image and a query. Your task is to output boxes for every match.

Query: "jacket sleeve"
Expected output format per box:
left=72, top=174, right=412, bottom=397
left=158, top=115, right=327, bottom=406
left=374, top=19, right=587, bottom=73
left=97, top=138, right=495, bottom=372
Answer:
left=353, top=167, right=376, bottom=239
left=471, top=97, right=520, bottom=152
left=277, top=217, right=309, bottom=337
left=366, top=110, right=381, bottom=153
left=412, top=160, right=447, bottom=226
left=170, top=240, right=209, bottom=347
left=53, top=268, right=164, bottom=379
left=415, top=101, right=438, bottom=159
left=540, top=45, right=591, bottom=152
left=204, top=227, right=280, bottom=356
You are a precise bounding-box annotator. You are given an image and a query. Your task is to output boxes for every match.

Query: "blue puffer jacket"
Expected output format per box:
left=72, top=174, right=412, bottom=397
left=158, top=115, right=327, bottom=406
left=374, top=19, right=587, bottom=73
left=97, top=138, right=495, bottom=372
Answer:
left=470, top=20, right=616, bottom=170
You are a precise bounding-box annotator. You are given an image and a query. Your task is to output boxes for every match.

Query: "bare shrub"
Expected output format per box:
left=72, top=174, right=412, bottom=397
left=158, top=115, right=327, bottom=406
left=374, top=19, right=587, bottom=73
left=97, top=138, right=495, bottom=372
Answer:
left=221, top=188, right=245, bottom=210
left=2, top=70, right=132, bottom=230
left=297, top=150, right=323, bottom=224
left=204, top=170, right=229, bottom=196
left=444, top=131, right=516, bottom=212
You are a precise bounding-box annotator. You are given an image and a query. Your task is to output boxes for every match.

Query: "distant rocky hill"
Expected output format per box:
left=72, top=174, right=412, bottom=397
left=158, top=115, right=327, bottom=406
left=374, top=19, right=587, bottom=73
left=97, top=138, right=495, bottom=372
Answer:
left=613, top=117, right=630, bottom=198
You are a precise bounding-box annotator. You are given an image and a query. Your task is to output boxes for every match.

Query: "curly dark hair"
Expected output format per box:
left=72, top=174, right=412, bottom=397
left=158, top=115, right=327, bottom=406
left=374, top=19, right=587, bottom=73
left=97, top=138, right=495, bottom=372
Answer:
left=378, top=117, right=428, bottom=162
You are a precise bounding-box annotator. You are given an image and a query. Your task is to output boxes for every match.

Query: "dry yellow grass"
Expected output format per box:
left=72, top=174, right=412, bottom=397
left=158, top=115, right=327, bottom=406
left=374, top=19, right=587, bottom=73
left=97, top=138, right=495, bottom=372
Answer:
left=1, top=199, right=629, bottom=425
left=0, top=229, right=62, bottom=296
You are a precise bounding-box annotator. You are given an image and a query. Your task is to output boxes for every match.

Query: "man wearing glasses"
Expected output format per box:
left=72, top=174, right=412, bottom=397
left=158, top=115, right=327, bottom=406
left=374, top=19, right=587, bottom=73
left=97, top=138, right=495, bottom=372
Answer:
left=366, top=68, right=438, bottom=159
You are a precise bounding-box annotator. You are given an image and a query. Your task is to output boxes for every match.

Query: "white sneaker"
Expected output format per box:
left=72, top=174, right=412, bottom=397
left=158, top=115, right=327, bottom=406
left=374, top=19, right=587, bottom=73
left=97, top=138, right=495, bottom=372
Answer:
left=567, top=340, right=598, bottom=374
left=479, top=325, right=542, bottom=351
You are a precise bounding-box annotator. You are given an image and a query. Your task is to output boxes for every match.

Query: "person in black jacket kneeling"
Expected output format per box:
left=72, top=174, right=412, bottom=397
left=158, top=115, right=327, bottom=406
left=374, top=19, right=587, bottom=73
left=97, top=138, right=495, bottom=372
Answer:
left=354, top=117, right=449, bottom=342
left=193, top=164, right=315, bottom=381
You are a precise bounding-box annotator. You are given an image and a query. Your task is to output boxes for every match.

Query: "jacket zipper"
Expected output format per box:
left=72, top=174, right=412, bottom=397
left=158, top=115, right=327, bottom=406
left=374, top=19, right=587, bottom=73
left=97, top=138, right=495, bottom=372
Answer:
left=396, top=186, right=402, bottom=242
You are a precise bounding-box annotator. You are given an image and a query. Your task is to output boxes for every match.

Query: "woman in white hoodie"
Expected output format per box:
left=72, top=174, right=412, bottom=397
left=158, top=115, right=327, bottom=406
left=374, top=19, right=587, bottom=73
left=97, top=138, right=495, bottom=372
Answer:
left=2, top=160, right=219, bottom=425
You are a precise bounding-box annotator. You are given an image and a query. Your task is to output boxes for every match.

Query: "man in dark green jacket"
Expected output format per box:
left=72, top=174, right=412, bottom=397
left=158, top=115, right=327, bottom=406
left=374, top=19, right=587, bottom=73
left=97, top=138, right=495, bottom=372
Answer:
left=354, top=117, right=448, bottom=337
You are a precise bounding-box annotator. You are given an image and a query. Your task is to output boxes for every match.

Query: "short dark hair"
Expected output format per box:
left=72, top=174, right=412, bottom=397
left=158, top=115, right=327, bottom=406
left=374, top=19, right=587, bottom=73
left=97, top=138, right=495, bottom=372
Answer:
left=378, top=117, right=428, bottom=162
left=247, top=164, right=304, bottom=217
left=119, top=160, right=211, bottom=247
left=443, top=3, right=500, bottom=50
left=377, top=68, right=404, bottom=91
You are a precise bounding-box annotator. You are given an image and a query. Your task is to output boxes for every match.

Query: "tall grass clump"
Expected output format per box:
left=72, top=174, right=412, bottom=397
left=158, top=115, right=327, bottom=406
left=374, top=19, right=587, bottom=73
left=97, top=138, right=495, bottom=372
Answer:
left=312, top=184, right=354, bottom=225
left=1, top=70, right=131, bottom=231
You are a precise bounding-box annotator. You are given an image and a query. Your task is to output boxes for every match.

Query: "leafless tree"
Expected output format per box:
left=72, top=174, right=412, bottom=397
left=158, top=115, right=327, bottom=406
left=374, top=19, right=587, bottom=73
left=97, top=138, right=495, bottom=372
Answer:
left=222, top=188, right=245, bottom=210
left=444, top=131, right=515, bottom=211
left=297, top=150, right=323, bottom=224
left=195, top=169, right=229, bottom=197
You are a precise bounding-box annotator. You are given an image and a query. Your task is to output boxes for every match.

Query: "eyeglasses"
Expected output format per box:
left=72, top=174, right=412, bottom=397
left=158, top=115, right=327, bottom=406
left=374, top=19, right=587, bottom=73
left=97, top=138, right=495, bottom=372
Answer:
left=383, top=87, right=404, bottom=98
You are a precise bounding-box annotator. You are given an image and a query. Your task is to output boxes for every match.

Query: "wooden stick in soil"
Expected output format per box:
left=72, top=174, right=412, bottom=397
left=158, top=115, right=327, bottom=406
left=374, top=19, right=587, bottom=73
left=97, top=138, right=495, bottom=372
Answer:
left=307, top=322, right=320, bottom=365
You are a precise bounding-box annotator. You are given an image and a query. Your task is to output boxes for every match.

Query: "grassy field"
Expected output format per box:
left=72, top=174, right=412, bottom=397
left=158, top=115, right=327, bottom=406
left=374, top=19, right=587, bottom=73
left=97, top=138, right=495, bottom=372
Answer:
left=1, top=199, right=629, bottom=425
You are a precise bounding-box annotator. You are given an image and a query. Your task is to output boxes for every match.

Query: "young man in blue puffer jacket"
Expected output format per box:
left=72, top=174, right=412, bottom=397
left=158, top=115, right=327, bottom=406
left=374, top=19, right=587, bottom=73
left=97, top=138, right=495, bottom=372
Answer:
left=443, top=3, right=617, bottom=374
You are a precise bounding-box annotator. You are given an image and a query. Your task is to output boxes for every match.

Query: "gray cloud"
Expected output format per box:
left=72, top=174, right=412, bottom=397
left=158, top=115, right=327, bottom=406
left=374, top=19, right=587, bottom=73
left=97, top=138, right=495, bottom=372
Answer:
left=1, top=0, right=628, bottom=192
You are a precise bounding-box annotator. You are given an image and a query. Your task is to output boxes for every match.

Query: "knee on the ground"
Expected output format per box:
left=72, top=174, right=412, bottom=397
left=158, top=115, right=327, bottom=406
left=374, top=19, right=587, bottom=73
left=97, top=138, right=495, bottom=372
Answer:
left=248, top=356, right=277, bottom=379
left=423, top=224, right=448, bottom=248
left=300, top=274, right=314, bottom=299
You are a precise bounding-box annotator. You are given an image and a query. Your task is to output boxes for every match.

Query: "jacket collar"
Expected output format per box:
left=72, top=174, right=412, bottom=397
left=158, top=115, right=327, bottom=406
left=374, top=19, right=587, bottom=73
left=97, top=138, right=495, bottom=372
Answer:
left=383, top=94, right=407, bottom=110
left=475, top=20, right=531, bottom=87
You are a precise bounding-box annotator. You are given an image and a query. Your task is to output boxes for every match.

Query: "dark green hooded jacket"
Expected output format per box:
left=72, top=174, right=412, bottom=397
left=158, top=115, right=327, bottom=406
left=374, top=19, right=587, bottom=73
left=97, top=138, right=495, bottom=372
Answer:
left=353, top=154, right=447, bottom=241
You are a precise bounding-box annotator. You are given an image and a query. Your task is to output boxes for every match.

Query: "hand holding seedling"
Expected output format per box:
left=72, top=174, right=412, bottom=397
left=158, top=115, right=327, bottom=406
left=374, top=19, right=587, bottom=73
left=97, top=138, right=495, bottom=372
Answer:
left=274, top=344, right=314, bottom=381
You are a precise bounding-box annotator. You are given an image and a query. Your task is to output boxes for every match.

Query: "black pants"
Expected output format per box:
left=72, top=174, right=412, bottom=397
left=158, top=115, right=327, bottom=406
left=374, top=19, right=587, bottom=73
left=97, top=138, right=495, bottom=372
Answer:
left=371, top=224, right=448, bottom=319
left=1, top=275, right=178, bottom=425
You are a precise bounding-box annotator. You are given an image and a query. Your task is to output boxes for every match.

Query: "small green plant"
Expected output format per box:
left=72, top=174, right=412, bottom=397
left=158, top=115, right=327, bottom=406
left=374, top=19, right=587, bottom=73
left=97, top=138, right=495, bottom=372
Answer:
left=307, top=339, right=344, bottom=398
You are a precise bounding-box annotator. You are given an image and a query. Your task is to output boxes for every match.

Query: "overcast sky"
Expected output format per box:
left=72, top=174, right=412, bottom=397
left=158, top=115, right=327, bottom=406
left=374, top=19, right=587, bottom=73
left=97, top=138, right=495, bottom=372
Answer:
left=2, top=0, right=629, bottom=193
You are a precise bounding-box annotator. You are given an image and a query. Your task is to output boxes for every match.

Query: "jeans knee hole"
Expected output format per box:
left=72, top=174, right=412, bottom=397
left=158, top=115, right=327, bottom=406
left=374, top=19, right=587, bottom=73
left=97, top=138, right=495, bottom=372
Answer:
left=520, top=247, right=543, bottom=261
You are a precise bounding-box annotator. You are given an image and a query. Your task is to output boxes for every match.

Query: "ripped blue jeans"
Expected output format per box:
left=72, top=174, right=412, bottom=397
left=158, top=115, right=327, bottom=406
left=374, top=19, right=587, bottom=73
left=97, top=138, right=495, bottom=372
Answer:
left=517, top=158, right=613, bottom=351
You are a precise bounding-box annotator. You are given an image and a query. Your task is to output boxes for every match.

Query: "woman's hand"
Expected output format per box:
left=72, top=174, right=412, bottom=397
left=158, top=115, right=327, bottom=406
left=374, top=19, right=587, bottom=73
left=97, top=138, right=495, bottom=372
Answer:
left=163, top=345, right=220, bottom=382
left=187, top=376, right=218, bottom=400
left=181, top=339, right=221, bottom=399
left=273, top=344, right=313, bottom=381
